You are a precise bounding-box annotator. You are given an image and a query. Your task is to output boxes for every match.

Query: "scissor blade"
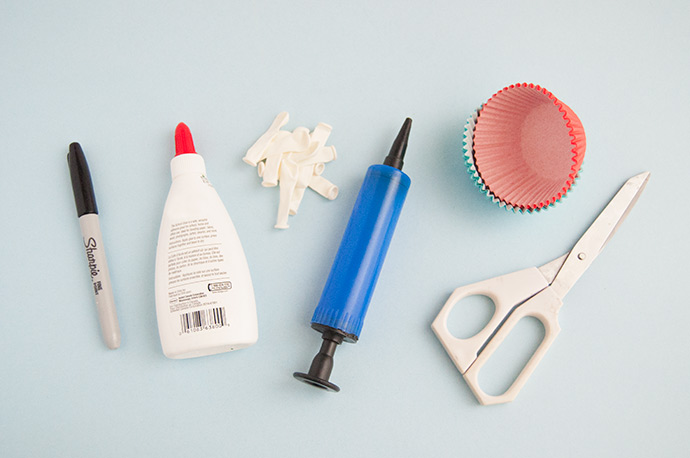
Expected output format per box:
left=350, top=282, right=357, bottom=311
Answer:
left=551, top=172, right=650, bottom=298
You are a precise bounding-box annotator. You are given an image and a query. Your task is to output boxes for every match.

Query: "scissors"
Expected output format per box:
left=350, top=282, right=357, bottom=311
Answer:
left=432, top=172, right=650, bottom=405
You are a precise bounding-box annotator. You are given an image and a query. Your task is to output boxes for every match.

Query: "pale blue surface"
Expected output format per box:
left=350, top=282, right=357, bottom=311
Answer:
left=1, top=1, right=688, bottom=457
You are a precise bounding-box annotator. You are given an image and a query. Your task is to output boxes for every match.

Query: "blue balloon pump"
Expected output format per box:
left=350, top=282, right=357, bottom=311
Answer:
left=294, top=118, right=412, bottom=392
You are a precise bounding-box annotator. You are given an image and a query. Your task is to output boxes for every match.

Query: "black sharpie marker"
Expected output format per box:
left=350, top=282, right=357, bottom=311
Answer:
left=68, top=143, right=121, bottom=349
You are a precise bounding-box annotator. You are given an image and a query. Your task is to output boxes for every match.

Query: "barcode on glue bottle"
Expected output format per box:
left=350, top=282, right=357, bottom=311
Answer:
left=179, top=307, right=227, bottom=334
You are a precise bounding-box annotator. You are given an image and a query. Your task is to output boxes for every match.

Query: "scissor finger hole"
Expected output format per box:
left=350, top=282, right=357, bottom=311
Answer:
left=447, top=294, right=495, bottom=339
left=478, top=316, right=545, bottom=396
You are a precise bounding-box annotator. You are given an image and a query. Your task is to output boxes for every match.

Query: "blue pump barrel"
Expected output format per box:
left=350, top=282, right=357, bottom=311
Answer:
left=311, top=164, right=410, bottom=340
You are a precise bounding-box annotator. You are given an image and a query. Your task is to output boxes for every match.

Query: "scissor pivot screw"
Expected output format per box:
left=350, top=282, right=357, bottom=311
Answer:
left=577, top=252, right=586, bottom=260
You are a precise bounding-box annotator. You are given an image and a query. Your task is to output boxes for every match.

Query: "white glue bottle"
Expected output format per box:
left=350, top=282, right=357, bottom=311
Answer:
left=155, top=122, right=258, bottom=359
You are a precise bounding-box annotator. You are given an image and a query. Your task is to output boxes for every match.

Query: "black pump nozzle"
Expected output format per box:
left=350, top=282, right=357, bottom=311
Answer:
left=293, top=328, right=344, bottom=392
left=383, top=117, right=412, bottom=170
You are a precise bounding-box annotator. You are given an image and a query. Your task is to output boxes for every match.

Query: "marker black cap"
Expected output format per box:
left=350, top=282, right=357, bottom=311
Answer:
left=67, top=142, right=98, bottom=217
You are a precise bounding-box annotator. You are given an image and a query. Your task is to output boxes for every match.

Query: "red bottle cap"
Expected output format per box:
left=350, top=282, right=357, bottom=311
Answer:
left=175, top=122, right=197, bottom=156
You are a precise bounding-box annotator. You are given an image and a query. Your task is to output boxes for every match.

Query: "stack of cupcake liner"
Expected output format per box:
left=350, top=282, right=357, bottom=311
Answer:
left=464, top=83, right=586, bottom=213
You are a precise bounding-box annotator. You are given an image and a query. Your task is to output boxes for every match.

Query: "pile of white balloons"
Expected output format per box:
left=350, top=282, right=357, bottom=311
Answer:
left=243, top=112, right=339, bottom=229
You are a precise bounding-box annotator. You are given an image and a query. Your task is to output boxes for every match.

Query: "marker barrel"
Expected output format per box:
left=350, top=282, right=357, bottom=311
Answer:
left=79, top=214, right=121, bottom=349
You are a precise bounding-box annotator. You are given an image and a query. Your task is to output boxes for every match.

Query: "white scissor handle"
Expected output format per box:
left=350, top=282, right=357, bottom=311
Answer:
left=462, top=288, right=562, bottom=405
left=432, top=266, right=550, bottom=374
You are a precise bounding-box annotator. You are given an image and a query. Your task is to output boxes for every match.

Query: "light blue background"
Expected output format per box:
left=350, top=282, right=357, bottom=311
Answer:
left=1, top=1, right=688, bottom=457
